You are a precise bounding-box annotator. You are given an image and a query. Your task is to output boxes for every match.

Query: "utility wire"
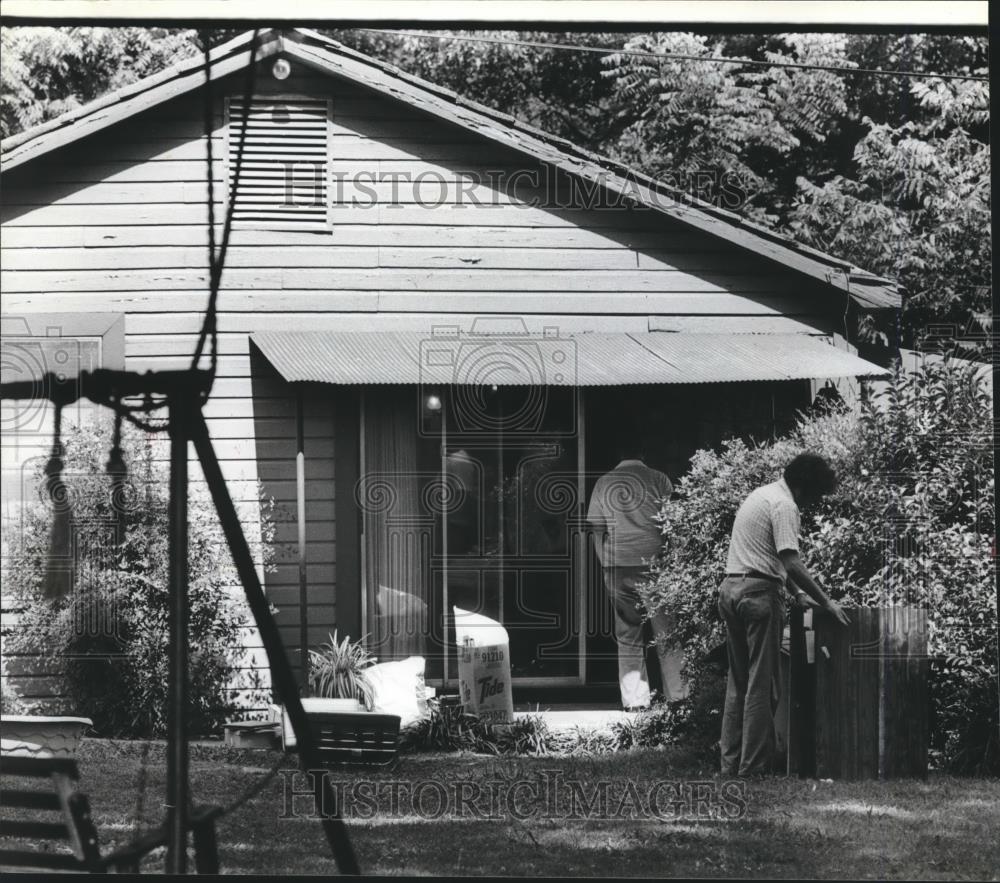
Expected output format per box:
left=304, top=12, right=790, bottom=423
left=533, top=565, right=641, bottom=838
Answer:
left=348, top=28, right=989, bottom=83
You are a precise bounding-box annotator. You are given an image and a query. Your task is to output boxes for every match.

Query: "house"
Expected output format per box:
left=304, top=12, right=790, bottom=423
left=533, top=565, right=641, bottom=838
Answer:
left=0, top=28, right=898, bottom=708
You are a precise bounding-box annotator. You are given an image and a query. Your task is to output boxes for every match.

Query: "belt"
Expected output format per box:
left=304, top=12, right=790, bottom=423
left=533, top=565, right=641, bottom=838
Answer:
left=725, top=571, right=782, bottom=583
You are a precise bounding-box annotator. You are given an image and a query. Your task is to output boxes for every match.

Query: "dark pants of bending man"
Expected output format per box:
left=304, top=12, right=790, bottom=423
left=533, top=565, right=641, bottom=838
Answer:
left=717, top=574, right=783, bottom=776
left=718, top=453, right=848, bottom=777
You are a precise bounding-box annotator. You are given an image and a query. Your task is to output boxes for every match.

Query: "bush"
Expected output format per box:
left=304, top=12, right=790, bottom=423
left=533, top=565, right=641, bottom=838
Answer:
left=3, top=416, right=274, bottom=738
left=1, top=680, right=32, bottom=715
left=399, top=699, right=558, bottom=756
left=611, top=670, right=728, bottom=765
left=399, top=700, right=699, bottom=757
left=640, top=355, right=997, bottom=774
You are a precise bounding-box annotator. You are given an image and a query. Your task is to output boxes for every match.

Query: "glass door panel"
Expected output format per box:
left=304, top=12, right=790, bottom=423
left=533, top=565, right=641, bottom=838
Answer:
left=363, top=384, right=584, bottom=686
left=438, top=386, right=582, bottom=684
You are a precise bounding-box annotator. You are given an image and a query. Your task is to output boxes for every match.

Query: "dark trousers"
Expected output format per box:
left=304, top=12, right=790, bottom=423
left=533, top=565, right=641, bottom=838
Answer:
left=717, top=575, right=784, bottom=776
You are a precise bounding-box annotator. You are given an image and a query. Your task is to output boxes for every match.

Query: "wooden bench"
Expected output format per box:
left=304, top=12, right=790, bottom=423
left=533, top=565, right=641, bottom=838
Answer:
left=0, top=754, right=222, bottom=873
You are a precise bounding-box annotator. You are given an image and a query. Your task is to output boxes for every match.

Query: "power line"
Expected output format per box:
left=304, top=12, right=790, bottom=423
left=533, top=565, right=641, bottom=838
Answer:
left=348, top=28, right=989, bottom=83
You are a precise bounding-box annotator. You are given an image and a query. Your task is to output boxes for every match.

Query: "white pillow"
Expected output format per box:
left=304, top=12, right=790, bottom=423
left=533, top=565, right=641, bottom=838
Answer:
left=365, top=656, right=429, bottom=728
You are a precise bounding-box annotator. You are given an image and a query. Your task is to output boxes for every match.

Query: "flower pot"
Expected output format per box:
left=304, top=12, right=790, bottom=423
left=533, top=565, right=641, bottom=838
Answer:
left=0, top=715, right=93, bottom=757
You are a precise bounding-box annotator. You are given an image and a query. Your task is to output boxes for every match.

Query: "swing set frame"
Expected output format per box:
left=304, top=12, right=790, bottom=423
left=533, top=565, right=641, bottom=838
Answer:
left=0, top=24, right=360, bottom=875
left=0, top=367, right=360, bottom=874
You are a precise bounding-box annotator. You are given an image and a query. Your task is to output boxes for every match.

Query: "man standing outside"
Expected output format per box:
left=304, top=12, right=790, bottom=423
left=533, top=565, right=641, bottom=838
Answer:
left=719, top=452, right=850, bottom=777
left=588, top=441, right=688, bottom=710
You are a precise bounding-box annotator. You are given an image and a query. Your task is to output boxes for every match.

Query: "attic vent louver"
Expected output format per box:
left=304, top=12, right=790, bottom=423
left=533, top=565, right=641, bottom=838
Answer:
left=226, top=97, right=331, bottom=229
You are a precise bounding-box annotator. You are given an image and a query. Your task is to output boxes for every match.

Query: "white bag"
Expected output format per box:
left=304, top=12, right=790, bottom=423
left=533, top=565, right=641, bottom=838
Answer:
left=366, top=655, right=430, bottom=729
left=453, top=607, right=514, bottom=725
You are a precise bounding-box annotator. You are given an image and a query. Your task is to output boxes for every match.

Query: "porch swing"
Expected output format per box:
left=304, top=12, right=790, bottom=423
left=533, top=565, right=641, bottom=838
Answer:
left=0, top=754, right=223, bottom=874
left=0, top=30, right=360, bottom=876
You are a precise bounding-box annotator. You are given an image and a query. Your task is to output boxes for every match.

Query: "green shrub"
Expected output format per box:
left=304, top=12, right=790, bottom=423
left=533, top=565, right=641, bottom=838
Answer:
left=3, top=417, right=274, bottom=738
left=400, top=701, right=706, bottom=758
left=554, top=725, right=619, bottom=756
left=1, top=680, right=32, bottom=715
left=399, top=699, right=557, bottom=756
left=640, top=355, right=997, bottom=774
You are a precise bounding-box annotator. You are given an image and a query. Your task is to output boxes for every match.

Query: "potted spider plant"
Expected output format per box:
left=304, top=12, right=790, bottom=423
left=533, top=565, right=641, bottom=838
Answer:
left=308, top=631, right=377, bottom=711
left=275, top=632, right=377, bottom=750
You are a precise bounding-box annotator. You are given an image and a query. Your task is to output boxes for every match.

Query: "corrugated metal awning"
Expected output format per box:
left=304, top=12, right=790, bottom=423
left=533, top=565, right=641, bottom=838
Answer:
left=250, top=331, right=890, bottom=386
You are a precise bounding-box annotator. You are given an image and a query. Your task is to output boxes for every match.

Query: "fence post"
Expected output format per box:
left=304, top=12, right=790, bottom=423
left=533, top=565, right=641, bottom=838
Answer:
left=787, top=606, right=816, bottom=776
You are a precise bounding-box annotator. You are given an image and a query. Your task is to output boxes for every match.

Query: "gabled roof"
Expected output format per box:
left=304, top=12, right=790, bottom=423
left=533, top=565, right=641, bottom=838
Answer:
left=1, top=27, right=900, bottom=312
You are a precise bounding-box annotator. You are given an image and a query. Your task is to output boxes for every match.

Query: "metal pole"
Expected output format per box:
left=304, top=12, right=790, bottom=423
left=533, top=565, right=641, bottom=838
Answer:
left=576, top=387, right=586, bottom=685
left=296, top=387, right=309, bottom=692
left=166, top=398, right=190, bottom=874
left=440, top=396, right=448, bottom=685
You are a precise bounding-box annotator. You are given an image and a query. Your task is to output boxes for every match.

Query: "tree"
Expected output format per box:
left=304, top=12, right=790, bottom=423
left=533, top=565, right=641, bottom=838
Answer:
left=787, top=119, right=991, bottom=346
left=1, top=27, right=198, bottom=139
left=3, top=417, right=274, bottom=736
left=328, top=29, right=627, bottom=149
left=600, top=31, right=989, bottom=346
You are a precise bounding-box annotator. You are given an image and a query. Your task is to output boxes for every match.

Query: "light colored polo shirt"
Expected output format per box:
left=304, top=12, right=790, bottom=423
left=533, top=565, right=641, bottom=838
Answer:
left=725, top=478, right=800, bottom=582
left=587, top=460, right=672, bottom=567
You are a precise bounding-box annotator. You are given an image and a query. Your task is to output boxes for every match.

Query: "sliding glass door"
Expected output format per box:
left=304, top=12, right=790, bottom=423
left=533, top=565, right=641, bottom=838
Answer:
left=361, top=385, right=585, bottom=686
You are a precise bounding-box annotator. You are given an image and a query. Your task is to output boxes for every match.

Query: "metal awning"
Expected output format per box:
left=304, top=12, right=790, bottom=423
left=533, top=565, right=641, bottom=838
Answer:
left=250, top=331, right=890, bottom=386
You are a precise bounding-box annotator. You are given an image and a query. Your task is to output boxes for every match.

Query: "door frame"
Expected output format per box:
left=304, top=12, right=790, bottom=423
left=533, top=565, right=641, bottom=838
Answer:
left=358, top=385, right=589, bottom=688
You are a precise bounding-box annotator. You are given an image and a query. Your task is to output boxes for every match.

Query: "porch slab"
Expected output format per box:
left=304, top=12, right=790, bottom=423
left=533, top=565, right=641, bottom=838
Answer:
left=514, top=707, right=638, bottom=733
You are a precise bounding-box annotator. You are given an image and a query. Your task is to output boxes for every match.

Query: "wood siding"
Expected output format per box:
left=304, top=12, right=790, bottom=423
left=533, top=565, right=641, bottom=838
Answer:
left=1, top=60, right=841, bottom=708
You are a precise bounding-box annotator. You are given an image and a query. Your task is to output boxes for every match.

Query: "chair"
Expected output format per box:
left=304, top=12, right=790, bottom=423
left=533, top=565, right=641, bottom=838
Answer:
left=0, top=754, right=222, bottom=873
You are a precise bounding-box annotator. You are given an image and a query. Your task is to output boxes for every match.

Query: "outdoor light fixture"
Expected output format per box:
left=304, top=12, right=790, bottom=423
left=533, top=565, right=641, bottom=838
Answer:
left=272, top=58, right=291, bottom=80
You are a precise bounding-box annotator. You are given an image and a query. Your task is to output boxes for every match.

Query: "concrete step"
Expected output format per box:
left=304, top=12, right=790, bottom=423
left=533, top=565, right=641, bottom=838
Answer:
left=514, top=708, right=639, bottom=733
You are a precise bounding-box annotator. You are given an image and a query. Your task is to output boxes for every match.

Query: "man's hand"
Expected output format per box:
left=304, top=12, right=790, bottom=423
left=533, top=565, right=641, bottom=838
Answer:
left=794, top=590, right=819, bottom=610
left=780, top=549, right=851, bottom=627
left=823, top=598, right=851, bottom=626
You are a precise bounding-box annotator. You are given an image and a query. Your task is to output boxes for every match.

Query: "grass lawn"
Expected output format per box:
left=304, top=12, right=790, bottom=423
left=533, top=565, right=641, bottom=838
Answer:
left=5, top=739, right=999, bottom=878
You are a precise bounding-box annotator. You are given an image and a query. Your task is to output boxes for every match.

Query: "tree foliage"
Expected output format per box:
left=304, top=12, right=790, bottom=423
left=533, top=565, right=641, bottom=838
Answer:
left=0, top=27, right=197, bottom=139
left=787, top=116, right=991, bottom=345
left=601, top=33, right=849, bottom=222
left=329, top=29, right=627, bottom=149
